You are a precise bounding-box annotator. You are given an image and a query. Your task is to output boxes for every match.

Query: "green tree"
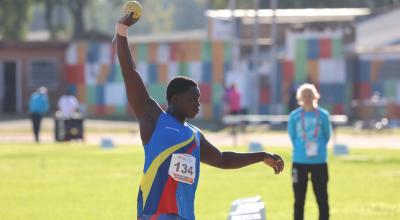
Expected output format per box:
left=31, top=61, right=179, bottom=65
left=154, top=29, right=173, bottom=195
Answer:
left=0, top=0, right=33, bottom=40
left=144, top=0, right=174, bottom=33
left=39, top=0, right=66, bottom=40
left=67, top=0, right=128, bottom=39
left=66, top=0, right=89, bottom=39
left=172, top=0, right=206, bottom=30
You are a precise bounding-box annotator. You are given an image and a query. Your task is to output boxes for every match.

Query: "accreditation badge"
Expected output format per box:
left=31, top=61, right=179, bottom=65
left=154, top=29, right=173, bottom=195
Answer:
left=168, top=153, right=196, bottom=184
left=306, top=141, right=318, bottom=157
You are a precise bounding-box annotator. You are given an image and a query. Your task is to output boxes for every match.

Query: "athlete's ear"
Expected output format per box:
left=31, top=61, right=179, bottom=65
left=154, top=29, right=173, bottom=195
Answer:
left=170, top=95, right=180, bottom=105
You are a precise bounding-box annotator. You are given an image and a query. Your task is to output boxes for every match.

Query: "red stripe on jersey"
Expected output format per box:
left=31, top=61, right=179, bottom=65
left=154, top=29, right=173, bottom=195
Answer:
left=156, top=176, right=178, bottom=214
left=186, top=141, right=197, bottom=154
left=150, top=214, right=159, bottom=220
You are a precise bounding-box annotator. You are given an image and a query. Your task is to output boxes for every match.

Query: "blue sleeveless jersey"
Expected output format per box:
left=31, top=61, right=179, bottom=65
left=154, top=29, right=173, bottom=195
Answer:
left=137, top=112, right=201, bottom=220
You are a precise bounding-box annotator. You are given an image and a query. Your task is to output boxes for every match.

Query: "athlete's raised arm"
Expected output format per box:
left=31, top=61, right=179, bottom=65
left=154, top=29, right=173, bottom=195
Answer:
left=116, top=13, right=162, bottom=143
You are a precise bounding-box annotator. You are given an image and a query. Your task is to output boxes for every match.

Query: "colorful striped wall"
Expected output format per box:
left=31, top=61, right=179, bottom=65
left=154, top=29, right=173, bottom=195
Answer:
left=278, top=31, right=349, bottom=114
left=354, top=53, right=400, bottom=119
left=65, top=40, right=231, bottom=119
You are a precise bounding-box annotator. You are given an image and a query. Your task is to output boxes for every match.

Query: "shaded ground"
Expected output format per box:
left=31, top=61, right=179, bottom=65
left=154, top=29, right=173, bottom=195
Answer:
left=0, top=117, right=399, bottom=149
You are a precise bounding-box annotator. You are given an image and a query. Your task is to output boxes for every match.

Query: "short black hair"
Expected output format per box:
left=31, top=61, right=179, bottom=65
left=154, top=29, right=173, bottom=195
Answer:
left=166, top=76, right=197, bottom=103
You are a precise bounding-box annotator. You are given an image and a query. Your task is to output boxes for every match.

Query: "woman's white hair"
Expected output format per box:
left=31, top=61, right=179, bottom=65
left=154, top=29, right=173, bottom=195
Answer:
left=296, top=83, right=320, bottom=107
left=38, top=86, right=48, bottom=94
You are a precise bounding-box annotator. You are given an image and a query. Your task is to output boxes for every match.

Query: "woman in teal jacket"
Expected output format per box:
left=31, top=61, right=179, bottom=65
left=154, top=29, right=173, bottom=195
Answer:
left=28, top=87, right=49, bottom=142
left=287, top=83, right=332, bottom=220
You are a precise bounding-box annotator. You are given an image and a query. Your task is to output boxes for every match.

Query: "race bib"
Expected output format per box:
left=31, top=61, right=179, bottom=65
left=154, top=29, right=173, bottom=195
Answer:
left=168, top=153, right=196, bottom=184
left=306, top=141, right=318, bottom=157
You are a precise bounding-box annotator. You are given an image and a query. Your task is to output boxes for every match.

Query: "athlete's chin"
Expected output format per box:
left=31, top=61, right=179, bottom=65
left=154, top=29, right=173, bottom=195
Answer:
left=187, top=112, right=198, bottom=119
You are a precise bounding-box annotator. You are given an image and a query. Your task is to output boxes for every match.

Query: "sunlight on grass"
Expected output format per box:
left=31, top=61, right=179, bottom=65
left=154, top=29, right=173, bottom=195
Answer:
left=0, top=144, right=399, bottom=220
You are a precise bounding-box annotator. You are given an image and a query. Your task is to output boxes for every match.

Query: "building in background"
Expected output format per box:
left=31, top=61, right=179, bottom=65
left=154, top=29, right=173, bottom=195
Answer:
left=206, top=8, right=370, bottom=115
left=64, top=30, right=231, bottom=120
left=1, top=7, right=400, bottom=123
left=352, top=8, right=400, bottom=121
left=0, top=42, right=68, bottom=114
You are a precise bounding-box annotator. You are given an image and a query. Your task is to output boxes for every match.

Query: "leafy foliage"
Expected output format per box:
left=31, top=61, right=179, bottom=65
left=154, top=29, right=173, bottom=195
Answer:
left=1, top=0, right=400, bottom=40
left=0, top=0, right=33, bottom=40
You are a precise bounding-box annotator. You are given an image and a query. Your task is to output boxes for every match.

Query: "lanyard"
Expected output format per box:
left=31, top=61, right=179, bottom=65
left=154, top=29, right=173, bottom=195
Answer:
left=301, top=109, right=319, bottom=141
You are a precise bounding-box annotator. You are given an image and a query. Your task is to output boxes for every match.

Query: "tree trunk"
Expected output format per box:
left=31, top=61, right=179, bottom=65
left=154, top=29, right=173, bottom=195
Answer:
left=44, top=0, right=57, bottom=40
left=67, top=0, right=88, bottom=39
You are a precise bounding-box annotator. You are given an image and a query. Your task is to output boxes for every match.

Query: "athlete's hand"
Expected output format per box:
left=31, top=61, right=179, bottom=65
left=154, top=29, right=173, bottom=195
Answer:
left=118, top=12, right=139, bottom=27
left=263, top=153, right=284, bottom=174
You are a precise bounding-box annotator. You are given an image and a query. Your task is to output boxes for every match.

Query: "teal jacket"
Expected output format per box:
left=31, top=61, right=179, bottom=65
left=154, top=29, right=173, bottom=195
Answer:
left=29, top=92, right=49, bottom=114
left=288, top=107, right=332, bottom=164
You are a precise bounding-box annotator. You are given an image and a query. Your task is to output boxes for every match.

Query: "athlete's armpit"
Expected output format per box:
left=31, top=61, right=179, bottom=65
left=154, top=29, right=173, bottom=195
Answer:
left=137, top=104, right=162, bottom=145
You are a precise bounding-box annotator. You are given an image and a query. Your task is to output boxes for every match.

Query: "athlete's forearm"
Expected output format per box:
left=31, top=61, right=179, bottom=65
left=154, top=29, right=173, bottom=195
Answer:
left=117, top=34, right=136, bottom=74
left=218, top=151, right=268, bottom=169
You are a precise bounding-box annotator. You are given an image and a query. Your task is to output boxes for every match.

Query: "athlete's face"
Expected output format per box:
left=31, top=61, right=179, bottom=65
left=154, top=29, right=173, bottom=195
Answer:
left=176, top=86, right=201, bottom=119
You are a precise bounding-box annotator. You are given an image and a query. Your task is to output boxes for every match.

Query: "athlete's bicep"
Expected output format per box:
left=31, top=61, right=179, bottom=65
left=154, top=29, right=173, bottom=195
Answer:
left=138, top=108, right=161, bottom=145
left=122, top=70, right=162, bottom=118
left=200, top=134, right=223, bottom=167
left=117, top=34, right=162, bottom=119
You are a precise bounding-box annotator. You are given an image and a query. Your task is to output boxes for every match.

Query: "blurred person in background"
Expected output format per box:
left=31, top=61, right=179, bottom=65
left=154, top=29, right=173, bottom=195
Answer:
left=222, top=85, right=231, bottom=115
left=227, top=83, right=242, bottom=115
left=224, top=83, right=245, bottom=134
left=28, top=87, right=49, bottom=143
left=58, top=89, right=79, bottom=118
left=287, top=83, right=332, bottom=220
left=288, top=83, right=298, bottom=112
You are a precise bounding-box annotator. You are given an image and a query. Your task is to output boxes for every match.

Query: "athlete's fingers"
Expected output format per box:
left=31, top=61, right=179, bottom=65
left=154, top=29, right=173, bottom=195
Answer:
left=272, top=154, right=284, bottom=173
left=271, top=160, right=283, bottom=175
left=119, top=12, right=139, bottom=26
left=277, top=159, right=284, bottom=173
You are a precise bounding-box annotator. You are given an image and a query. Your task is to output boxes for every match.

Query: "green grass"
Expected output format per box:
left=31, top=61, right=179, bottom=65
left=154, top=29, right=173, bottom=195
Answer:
left=0, top=143, right=399, bottom=220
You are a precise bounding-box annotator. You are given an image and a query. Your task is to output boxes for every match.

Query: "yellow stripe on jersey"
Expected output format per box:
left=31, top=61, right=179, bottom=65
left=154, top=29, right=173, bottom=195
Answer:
left=140, top=134, right=194, bottom=208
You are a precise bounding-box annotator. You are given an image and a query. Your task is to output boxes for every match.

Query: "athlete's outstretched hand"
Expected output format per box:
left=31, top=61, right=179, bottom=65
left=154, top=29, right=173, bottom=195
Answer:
left=263, top=153, right=284, bottom=174
left=118, top=12, right=140, bottom=27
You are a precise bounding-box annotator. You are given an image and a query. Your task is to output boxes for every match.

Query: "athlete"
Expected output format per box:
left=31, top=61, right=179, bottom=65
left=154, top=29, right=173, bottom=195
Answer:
left=115, top=12, right=284, bottom=220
